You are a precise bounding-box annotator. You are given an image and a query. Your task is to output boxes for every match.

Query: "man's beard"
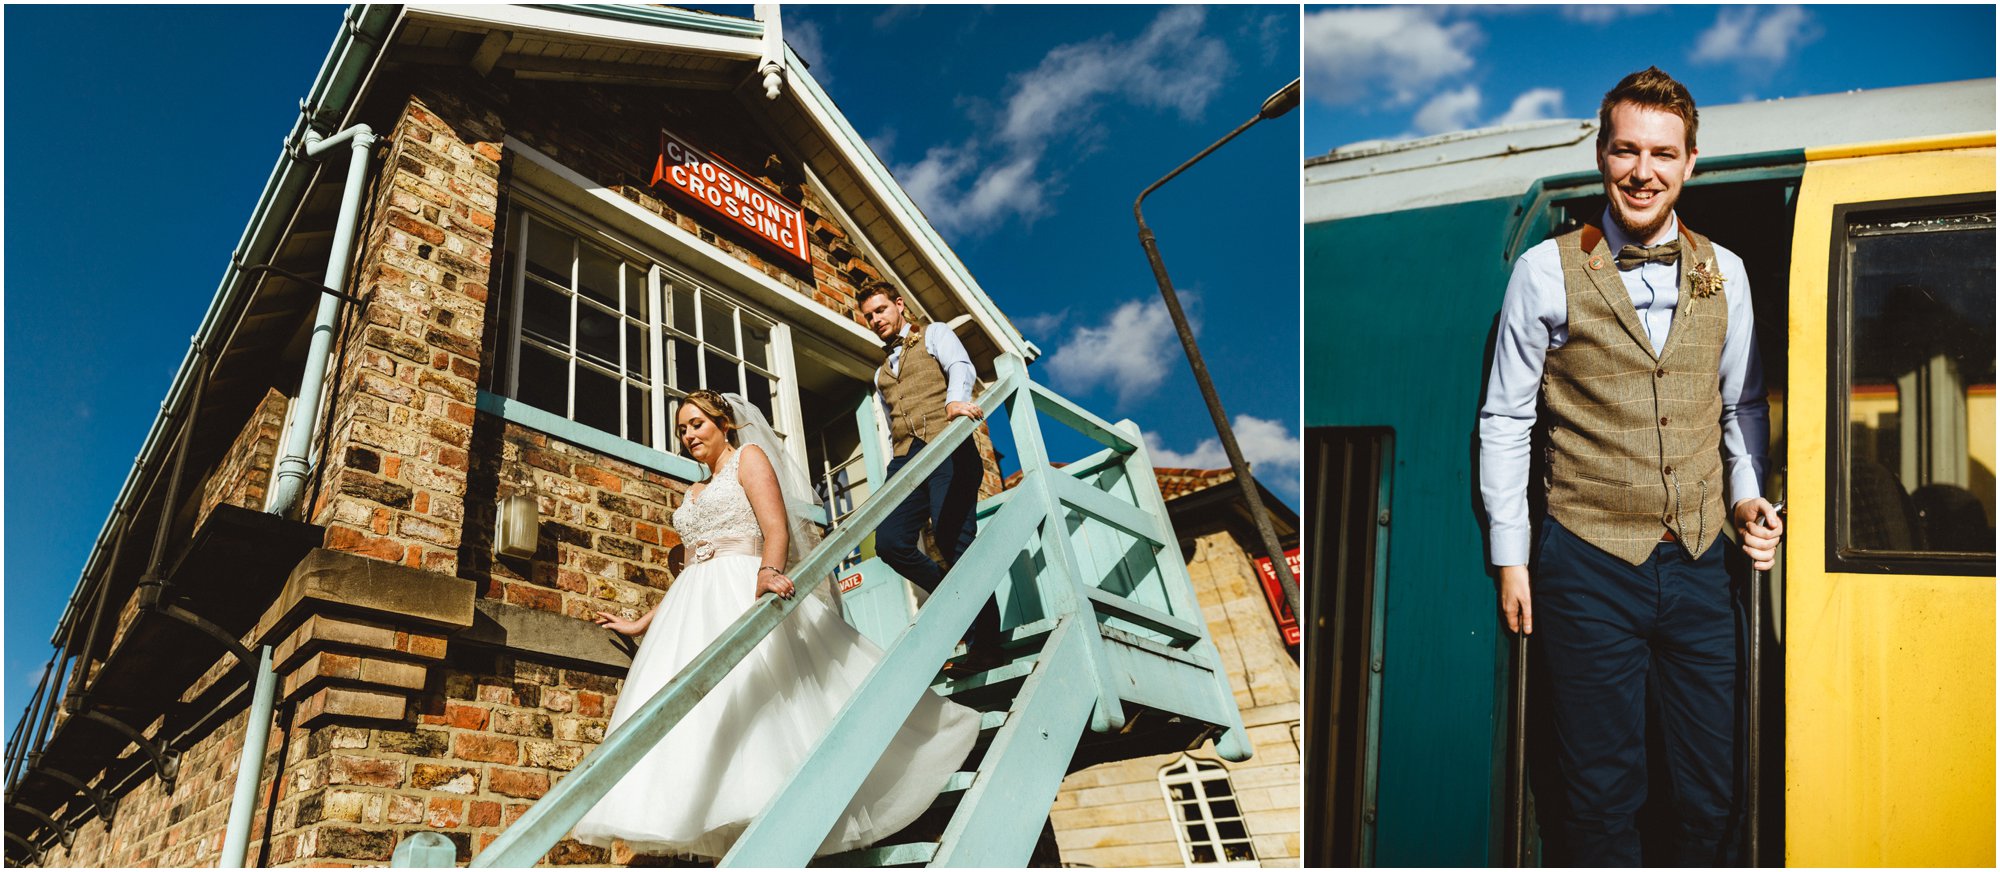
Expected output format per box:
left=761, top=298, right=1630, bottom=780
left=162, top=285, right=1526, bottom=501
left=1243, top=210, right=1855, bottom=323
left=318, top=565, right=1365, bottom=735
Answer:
left=1608, top=187, right=1678, bottom=242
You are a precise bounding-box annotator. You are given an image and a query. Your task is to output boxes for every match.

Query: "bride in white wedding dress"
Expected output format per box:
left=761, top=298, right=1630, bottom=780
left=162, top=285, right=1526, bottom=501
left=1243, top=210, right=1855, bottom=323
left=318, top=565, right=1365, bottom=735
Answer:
left=570, top=390, right=979, bottom=860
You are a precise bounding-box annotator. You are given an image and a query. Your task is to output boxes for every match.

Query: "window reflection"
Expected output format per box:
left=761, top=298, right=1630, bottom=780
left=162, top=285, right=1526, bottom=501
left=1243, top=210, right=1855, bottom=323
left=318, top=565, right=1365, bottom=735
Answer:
left=1842, top=205, right=1996, bottom=559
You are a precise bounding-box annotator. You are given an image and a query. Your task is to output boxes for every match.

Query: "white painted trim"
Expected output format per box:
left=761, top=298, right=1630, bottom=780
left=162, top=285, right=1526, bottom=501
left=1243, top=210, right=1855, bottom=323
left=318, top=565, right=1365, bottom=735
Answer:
left=779, top=46, right=1031, bottom=362
left=503, top=135, right=884, bottom=360
left=403, top=4, right=761, bottom=59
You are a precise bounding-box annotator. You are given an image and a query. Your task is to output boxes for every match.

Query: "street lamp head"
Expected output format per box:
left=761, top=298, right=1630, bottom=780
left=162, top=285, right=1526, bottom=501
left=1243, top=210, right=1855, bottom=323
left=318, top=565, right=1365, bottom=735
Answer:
left=1260, top=78, right=1302, bottom=120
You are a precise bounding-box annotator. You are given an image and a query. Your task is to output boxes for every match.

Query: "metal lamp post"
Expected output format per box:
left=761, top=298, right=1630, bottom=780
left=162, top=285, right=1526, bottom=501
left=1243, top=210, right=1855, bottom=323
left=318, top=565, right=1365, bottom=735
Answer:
left=1133, top=78, right=1303, bottom=622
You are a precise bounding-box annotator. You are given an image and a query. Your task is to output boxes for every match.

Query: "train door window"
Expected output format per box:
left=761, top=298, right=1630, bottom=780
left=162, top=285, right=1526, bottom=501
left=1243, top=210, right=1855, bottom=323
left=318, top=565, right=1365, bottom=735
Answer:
left=1159, top=756, right=1258, bottom=866
left=1833, top=196, right=1996, bottom=569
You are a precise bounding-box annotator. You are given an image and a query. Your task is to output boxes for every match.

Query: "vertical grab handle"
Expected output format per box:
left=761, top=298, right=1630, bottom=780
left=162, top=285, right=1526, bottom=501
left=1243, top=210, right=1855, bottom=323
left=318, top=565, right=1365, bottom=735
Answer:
left=1508, top=630, right=1529, bottom=866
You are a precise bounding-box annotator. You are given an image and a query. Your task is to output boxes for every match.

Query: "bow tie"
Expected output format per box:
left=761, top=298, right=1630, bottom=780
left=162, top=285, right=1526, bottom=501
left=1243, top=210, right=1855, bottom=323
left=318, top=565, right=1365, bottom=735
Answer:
left=883, top=330, right=920, bottom=355
left=1615, top=240, right=1680, bottom=270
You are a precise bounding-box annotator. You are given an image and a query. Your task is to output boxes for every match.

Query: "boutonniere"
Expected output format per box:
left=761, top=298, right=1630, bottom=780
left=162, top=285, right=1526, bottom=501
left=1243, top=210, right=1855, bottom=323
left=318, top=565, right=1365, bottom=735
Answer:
left=900, top=329, right=923, bottom=350
left=1689, top=260, right=1724, bottom=299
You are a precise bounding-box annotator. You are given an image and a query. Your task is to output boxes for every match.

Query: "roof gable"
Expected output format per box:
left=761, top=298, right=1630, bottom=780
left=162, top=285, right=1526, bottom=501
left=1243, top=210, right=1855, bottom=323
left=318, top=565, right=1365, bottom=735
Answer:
left=390, top=3, right=1029, bottom=372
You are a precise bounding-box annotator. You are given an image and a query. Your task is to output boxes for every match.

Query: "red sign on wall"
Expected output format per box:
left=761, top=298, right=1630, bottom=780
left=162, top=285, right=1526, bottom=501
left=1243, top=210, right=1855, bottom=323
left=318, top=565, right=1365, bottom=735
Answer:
left=1253, top=549, right=1303, bottom=646
left=651, top=129, right=811, bottom=268
left=838, top=572, right=864, bottom=594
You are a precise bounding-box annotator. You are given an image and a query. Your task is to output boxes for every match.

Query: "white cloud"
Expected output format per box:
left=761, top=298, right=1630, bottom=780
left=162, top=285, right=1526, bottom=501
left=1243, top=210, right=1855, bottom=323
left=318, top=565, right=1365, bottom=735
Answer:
left=1303, top=7, right=1481, bottom=107
left=1405, top=86, right=1566, bottom=137
left=864, top=126, right=897, bottom=163
left=1560, top=5, right=1664, bottom=24
left=1494, top=87, right=1566, bottom=126
left=1143, top=415, right=1302, bottom=496
left=1691, top=6, right=1819, bottom=66
left=1043, top=298, right=1180, bottom=406
left=786, top=19, right=828, bottom=82
left=899, top=7, right=1232, bottom=236
left=1015, top=309, right=1069, bottom=340
left=1413, top=85, right=1483, bottom=135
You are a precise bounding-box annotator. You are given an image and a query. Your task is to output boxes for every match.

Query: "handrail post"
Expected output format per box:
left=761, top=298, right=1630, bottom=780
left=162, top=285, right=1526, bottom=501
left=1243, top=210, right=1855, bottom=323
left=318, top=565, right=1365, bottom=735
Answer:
left=997, top=355, right=1125, bottom=734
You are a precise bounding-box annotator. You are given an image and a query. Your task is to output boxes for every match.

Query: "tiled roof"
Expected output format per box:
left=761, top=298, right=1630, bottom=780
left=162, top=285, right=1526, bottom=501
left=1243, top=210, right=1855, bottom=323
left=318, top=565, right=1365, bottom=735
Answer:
left=1001, top=465, right=1235, bottom=502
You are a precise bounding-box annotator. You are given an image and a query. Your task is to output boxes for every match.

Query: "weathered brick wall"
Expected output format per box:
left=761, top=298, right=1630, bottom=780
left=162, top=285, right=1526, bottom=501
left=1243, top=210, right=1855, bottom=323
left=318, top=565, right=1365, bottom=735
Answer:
left=306, top=88, right=500, bottom=575
left=199, top=387, right=290, bottom=526
left=464, top=422, right=687, bottom=625
left=1050, top=529, right=1303, bottom=868
left=256, top=652, right=619, bottom=867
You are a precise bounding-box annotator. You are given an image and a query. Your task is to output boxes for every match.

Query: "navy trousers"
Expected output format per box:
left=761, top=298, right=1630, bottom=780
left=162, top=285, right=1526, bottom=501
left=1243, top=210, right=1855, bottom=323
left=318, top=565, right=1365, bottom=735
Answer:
left=879, top=438, right=1000, bottom=645
left=1534, top=517, right=1741, bottom=867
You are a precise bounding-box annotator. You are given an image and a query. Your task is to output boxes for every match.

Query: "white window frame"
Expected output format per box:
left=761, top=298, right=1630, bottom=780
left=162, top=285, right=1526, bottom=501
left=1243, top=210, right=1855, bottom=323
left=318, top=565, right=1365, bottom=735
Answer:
left=502, top=193, right=806, bottom=478
left=1159, top=755, right=1259, bottom=867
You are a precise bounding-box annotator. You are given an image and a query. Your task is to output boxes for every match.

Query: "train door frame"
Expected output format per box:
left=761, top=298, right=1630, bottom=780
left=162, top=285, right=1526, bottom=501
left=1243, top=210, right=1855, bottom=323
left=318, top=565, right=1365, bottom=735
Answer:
left=1303, top=427, right=1392, bottom=868
left=1502, top=153, right=1807, bottom=866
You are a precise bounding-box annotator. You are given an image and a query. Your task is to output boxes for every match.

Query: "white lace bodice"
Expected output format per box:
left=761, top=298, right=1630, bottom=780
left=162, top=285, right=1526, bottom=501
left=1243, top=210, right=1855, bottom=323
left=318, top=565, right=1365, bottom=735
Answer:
left=673, top=450, right=764, bottom=554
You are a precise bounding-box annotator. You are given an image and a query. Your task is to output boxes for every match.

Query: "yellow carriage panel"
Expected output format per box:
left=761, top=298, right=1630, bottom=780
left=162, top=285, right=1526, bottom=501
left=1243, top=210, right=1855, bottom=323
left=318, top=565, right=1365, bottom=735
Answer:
left=1785, top=137, right=1996, bottom=867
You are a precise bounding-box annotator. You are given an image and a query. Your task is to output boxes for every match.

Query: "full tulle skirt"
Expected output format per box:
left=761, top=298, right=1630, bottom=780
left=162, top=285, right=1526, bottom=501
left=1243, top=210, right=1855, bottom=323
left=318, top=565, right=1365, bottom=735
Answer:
left=570, top=552, right=979, bottom=859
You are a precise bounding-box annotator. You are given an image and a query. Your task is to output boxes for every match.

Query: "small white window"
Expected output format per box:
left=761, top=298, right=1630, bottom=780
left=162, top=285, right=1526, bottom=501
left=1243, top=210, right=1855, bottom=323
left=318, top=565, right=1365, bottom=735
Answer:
left=1160, top=756, right=1258, bottom=866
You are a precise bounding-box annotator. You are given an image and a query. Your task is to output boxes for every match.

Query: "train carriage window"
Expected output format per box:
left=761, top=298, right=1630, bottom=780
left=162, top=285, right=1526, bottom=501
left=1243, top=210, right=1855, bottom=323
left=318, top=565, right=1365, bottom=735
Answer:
left=1835, top=198, right=1997, bottom=567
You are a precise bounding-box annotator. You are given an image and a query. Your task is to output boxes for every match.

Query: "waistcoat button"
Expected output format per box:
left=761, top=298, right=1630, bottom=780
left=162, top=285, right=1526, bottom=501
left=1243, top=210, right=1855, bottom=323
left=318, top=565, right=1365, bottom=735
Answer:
left=1664, top=465, right=1674, bottom=476
left=1656, top=368, right=1667, bottom=378
left=1660, top=416, right=1670, bottom=426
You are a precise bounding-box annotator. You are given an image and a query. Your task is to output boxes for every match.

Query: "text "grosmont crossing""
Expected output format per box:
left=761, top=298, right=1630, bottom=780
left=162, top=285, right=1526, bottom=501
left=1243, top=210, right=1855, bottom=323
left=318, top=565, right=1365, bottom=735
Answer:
left=652, top=130, right=811, bottom=266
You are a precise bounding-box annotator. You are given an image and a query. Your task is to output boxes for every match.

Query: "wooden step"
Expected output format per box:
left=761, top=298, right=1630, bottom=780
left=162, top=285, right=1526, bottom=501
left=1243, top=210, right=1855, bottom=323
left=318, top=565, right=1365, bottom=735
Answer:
left=812, top=840, right=939, bottom=867
left=931, top=655, right=1037, bottom=707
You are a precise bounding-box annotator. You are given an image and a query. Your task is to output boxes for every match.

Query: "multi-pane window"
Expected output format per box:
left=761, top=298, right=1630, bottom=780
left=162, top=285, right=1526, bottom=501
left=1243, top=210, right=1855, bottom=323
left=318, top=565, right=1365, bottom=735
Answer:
left=1160, top=756, right=1258, bottom=866
left=662, top=272, right=781, bottom=433
left=503, top=208, right=788, bottom=455
left=1837, top=199, right=1996, bottom=564
left=513, top=212, right=655, bottom=444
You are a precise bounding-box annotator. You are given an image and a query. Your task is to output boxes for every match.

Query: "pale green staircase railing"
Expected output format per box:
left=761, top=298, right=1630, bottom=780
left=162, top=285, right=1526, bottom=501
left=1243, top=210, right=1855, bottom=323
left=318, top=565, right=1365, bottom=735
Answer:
left=393, top=354, right=1249, bottom=868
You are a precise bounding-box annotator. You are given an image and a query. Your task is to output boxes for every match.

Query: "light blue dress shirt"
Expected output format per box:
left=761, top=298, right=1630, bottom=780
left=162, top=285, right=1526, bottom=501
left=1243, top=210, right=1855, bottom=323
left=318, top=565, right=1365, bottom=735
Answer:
left=1478, top=209, right=1770, bottom=566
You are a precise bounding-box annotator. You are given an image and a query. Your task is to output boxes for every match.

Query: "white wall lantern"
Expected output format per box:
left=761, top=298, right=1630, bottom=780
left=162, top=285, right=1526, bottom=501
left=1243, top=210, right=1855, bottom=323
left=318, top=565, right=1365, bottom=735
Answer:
left=496, top=492, right=540, bottom=559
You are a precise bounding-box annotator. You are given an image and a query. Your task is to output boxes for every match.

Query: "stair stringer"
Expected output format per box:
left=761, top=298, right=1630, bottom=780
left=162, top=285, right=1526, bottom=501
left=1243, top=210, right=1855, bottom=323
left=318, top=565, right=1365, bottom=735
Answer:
left=929, top=616, right=1098, bottom=867
left=717, top=493, right=1046, bottom=867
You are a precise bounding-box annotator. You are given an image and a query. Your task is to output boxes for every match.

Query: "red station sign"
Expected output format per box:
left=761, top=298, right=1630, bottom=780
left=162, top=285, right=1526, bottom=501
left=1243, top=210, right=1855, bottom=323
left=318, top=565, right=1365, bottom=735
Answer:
left=651, top=129, right=811, bottom=268
left=1253, top=549, right=1303, bottom=646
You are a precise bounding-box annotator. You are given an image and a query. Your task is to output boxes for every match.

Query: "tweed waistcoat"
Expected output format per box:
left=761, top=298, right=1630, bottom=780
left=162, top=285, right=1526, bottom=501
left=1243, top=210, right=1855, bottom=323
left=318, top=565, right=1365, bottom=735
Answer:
left=877, top=323, right=950, bottom=457
left=1544, top=222, right=1729, bottom=565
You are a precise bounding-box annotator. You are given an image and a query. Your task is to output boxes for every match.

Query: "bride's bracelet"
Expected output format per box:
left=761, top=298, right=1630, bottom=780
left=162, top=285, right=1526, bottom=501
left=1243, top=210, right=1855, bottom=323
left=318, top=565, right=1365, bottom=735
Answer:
left=758, top=566, right=784, bottom=577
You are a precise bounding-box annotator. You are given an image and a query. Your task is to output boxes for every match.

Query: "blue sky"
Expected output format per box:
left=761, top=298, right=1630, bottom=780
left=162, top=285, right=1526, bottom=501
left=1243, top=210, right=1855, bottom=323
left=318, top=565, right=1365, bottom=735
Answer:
left=1304, top=4, right=1998, bottom=155
left=4, top=6, right=1299, bottom=735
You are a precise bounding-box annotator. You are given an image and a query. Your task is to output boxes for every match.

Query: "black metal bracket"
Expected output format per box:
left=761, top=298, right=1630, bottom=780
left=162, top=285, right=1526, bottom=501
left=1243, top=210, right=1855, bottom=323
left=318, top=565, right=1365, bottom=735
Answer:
left=233, top=261, right=369, bottom=306
left=6, top=830, right=41, bottom=866
left=152, top=603, right=255, bottom=668
left=33, top=769, right=114, bottom=828
left=75, top=712, right=180, bottom=794
left=9, top=803, right=72, bottom=850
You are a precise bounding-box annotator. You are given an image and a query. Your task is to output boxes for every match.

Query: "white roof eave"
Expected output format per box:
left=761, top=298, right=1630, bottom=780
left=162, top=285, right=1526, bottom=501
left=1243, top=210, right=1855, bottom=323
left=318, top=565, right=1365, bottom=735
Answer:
left=779, top=45, right=1031, bottom=362
left=401, top=3, right=765, bottom=60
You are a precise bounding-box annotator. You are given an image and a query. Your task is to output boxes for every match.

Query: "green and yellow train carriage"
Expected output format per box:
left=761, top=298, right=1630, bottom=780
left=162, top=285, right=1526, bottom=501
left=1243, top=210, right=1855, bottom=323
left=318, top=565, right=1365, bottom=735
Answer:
left=1303, top=78, right=1994, bottom=867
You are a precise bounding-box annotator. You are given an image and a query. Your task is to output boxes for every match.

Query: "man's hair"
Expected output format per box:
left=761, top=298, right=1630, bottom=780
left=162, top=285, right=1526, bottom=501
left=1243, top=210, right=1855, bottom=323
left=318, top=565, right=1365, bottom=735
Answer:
left=1597, top=66, right=1698, bottom=152
left=855, top=280, right=900, bottom=306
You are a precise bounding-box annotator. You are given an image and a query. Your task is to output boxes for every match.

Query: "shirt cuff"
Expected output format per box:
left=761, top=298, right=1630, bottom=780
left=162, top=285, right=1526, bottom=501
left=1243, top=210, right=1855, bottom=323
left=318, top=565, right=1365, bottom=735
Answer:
left=1490, top=530, right=1530, bottom=568
left=1728, top=463, right=1764, bottom=509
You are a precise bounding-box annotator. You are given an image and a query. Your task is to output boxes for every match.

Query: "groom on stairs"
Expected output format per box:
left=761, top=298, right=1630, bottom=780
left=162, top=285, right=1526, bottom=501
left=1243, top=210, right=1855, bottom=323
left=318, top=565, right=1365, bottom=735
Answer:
left=859, top=280, right=1007, bottom=676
